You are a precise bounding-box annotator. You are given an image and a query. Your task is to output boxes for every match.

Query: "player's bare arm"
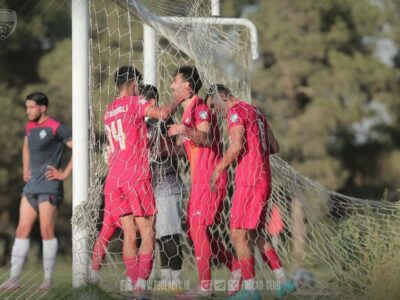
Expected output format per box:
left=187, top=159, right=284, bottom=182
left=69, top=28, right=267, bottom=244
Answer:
left=22, top=136, right=30, bottom=182
left=145, top=96, right=183, bottom=121
left=268, top=127, right=279, bottom=154
left=210, top=125, right=244, bottom=191
left=167, top=121, right=213, bottom=146
left=45, top=140, right=73, bottom=180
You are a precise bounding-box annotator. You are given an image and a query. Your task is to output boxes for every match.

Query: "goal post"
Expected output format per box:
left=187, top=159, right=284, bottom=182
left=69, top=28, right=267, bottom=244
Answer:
left=143, top=24, right=157, bottom=86
left=140, top=2, right=259, bottom=83
left=71, top=0, right=89, bottom=288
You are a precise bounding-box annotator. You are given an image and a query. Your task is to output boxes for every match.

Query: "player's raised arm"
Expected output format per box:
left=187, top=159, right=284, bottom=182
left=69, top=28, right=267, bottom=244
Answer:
left=144, top=96, right=183, bottom=121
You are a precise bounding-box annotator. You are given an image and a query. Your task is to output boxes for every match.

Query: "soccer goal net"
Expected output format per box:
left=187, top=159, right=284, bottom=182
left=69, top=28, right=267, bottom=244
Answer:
left=71, top=0, right=400, bottom=298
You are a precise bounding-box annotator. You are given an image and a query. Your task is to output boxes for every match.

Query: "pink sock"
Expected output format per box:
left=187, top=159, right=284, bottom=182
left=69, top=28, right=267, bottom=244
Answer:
left=138, top=253, right=153, bottom=280
left=190, top=224, right=212, bottom=287
left=91, top=225, right=116, bottom=271
left=262, top=248, right=282, bottom=270
left=239, top=257, right=255, bottom=280
left=124, top=256, right=138, bottom=284
left=232, top=259, right=241, bottom=271
left=91, top=238, right=107, bottom=271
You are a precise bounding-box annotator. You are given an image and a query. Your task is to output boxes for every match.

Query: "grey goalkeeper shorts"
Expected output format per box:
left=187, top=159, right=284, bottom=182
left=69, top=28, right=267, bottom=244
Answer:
left=22, top=192, right=63, bottom=212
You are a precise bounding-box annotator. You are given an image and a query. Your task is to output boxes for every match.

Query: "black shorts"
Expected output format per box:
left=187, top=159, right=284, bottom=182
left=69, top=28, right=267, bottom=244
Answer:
left=22, top=192, right=63, bottom=211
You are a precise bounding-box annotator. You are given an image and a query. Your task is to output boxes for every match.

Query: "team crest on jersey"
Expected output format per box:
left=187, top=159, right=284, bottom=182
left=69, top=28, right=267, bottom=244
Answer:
left=230, top=113, right=239, bottom=123
left=39, top=129, right=47, bottom=139
left=199, top=111, right=208, bottom=120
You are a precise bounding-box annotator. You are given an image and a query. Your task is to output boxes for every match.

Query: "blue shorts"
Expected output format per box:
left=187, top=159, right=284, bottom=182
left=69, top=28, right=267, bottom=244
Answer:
left=22, top=192, right=63, bottom=211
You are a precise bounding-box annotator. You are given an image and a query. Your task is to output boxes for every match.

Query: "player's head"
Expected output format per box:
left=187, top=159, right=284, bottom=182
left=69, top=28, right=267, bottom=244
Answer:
left=171, top=65, right=202, bottom=101
left=207, top=84, right=232, bottom=101
left=114, top=66, right=142, bottom=94
left=206, top=84, right=231, bottom=113
left=139, top=84, right=159, bottom=106
left=25, top=92, right=49, bottom=122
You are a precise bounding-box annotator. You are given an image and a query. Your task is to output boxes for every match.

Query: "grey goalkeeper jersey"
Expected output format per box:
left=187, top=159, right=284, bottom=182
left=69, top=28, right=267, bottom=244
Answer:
left=23, top=117, right=72, bottom=194
left=147, top=118, right=183, bottom=196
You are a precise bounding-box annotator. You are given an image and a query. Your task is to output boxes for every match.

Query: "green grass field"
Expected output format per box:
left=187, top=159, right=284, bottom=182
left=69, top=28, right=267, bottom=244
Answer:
left=0, top=256, right=349, bottom=300
left=0, top=241, right=399, bottom=300
left=0, top=251, right=297, bottom=300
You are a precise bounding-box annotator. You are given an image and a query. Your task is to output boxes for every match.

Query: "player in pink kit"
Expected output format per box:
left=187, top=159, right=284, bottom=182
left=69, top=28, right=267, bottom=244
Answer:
left=90, top=66, right=185, bottom=296
left=167, top=67, right=240, bottom=298
left=208, top=84, right=296, bottom=300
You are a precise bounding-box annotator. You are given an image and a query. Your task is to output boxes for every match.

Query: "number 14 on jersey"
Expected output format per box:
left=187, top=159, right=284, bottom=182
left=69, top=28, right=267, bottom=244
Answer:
left=105, top=119, right=126, bottom=152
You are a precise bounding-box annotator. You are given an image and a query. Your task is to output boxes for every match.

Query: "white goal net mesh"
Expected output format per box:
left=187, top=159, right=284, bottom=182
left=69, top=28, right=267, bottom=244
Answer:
left=70, top=0, right=400, bottom=298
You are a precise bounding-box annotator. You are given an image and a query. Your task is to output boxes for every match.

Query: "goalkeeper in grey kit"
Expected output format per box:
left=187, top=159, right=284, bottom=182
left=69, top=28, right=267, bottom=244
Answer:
left=141, top=84, right=184, bottom=286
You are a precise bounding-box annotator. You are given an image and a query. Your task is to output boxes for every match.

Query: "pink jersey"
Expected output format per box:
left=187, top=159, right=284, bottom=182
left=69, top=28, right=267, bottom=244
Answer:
left=104, top=95, right=151, bottom=184
left=182, top=96, right=227, bottom=190
left=227, top=101, right=272, bottom=188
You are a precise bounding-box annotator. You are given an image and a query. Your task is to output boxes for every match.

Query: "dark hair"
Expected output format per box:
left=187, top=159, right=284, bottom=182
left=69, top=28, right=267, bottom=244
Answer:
left=26, top=92, right=49, bottom=106
left=114, top=66, right=142, bottom=88
left=206, top=84, right=232, bottom=100
left=174, top=65, right=202, bottom=93
left=139, top=84, right=159, bottom=103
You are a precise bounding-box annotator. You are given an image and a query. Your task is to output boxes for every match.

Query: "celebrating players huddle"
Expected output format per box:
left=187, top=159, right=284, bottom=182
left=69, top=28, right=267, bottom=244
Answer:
left=89, top=65, right=296, bottom=300
left=0, top=64, right=296, bottom=300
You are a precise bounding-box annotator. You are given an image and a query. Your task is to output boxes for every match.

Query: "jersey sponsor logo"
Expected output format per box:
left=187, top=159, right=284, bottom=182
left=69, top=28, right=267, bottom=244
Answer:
left=199, top=111, right=208, bottom=120
left=39, top=129, right=47, bottom=140
left=230, top=113, right=239, bottom=123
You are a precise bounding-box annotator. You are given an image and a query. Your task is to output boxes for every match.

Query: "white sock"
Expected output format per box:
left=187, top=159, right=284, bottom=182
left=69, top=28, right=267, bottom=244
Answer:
left=243, top=278, right=256, bottom=291
left=42, top=238, right=58, bottom=280
left=160, top=268, right=171, bottom=280
left=274, top=267, right=287, bottom=283
left=10, top=238, right=30, bottom=280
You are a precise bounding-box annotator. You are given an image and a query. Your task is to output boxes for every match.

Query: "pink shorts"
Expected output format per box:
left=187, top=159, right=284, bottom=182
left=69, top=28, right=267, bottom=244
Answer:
left=187, top=186, right=226, bottom=226
left=104, top=178, right=156, bottom=218
left=230, top=185, right=271, bottom=230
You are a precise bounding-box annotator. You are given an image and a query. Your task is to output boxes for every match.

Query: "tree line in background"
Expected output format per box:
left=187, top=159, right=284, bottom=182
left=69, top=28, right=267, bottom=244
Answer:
left=0, top=0, right=399, bottom=258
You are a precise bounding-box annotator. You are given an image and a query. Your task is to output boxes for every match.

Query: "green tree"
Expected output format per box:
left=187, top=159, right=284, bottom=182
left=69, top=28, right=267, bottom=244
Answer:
left=224, top=0, right=400, bottom=198
left=0, top=0, right=72, bottom=251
